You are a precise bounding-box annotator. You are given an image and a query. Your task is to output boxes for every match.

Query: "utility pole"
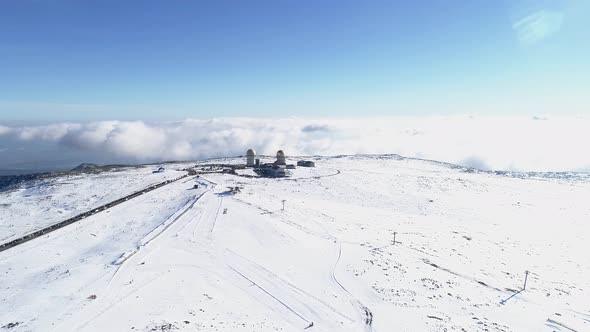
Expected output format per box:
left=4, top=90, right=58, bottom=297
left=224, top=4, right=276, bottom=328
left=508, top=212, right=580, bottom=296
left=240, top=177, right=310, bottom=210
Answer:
left=393, top=232, right=397, bottom=245
left=282, top=200, right=286, bottom=211
left=523, top=270, right=530, bottom=291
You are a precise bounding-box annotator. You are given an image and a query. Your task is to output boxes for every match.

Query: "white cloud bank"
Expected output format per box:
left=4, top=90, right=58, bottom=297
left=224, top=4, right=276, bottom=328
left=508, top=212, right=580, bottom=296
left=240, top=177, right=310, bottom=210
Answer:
left=1, top=116, right=589, bottom=172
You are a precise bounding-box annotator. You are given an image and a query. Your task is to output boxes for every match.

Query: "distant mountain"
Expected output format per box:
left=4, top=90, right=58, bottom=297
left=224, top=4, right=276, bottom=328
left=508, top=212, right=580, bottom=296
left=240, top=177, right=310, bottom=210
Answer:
left=1, top=163, right=130, bottom=192
left=71, top=163, right=100, bottom=172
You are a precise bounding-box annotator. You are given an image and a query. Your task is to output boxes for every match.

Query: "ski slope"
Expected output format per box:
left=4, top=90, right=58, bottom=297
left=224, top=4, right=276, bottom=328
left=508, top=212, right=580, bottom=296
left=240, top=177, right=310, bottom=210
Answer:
left=1, top=155, right=589, bottom=331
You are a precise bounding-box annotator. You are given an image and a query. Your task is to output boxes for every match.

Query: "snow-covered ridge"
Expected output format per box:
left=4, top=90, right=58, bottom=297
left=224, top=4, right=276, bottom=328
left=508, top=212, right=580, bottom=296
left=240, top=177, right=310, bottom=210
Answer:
left=0, top=165, right=189, bottom=243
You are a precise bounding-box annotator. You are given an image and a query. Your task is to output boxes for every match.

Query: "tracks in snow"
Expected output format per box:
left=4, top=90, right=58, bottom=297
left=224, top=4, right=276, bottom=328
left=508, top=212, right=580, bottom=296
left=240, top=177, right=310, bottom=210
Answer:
left=229, top=266, right=314, bottom=326
left=332, top=243, right=374, bottom=331
left=226, top=249, right=354, bottom=326
left=111, top=190, right=206, bottom=266
left=232, top=195, right=375, bottom=330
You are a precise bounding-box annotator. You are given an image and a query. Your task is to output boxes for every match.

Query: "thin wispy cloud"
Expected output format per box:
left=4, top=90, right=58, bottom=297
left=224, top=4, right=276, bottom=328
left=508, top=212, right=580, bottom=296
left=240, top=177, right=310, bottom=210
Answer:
left=0, top=126, right=14, bottom=135
left=0, top=116, right=589, bottom=172
left=513, top=9, right=564, bottom=45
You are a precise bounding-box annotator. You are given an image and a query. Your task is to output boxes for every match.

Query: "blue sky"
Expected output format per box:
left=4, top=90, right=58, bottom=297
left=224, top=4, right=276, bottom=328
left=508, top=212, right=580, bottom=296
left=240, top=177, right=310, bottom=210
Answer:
left=1, top=0, right=589, bottom=122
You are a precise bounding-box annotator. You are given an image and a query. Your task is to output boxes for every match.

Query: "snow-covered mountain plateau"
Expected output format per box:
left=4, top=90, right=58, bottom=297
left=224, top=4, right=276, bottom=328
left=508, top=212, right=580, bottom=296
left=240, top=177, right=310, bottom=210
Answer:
left=1, top=155, right=588, bottom=331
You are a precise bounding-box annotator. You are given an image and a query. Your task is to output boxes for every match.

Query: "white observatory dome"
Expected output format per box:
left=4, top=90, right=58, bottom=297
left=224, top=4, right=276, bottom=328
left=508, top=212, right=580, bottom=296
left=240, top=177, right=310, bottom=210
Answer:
left=246, top=149, right=257, bottom=167
left=275, top=150, right=286, bottom=165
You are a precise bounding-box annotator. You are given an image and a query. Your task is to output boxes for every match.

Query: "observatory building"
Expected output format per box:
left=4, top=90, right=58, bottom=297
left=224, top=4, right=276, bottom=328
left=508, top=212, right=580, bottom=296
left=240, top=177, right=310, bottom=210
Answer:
left=246, top=148, right=294, bottom=177
left=297, top=160, right=315, bottom=167
left=246, top=149, right=256, bottom=167
left=275, top=150, right=286, bottom=165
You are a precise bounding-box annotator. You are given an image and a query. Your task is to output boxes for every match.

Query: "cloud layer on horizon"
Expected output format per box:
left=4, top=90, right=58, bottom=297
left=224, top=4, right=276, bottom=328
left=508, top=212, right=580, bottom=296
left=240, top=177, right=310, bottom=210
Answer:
left=0, top=116, right=589, bottom=172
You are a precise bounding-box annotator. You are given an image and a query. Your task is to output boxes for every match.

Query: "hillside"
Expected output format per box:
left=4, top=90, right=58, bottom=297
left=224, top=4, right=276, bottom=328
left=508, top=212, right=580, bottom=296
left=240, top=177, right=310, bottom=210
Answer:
left=0, top=155, right=589, bottom=331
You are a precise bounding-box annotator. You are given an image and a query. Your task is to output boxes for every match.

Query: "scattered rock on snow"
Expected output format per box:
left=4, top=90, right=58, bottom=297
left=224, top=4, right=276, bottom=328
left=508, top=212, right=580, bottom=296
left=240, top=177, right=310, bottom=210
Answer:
left=1, top=322, right=22, bottom=329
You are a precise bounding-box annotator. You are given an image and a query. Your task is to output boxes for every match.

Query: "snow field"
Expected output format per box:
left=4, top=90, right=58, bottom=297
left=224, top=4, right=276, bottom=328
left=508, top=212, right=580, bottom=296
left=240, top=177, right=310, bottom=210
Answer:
left=1, top=155, right=589, bottom=331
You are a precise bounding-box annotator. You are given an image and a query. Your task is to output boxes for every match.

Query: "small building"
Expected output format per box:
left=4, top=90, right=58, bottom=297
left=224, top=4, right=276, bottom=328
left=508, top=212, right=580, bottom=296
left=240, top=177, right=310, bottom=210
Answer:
left=254, top=164, right=291, bottom=178
left=246, top=149, right=256, bottom=167
left=297, top=160, right=315, bottom=167
left=222, top=168, right=236, bottom=174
